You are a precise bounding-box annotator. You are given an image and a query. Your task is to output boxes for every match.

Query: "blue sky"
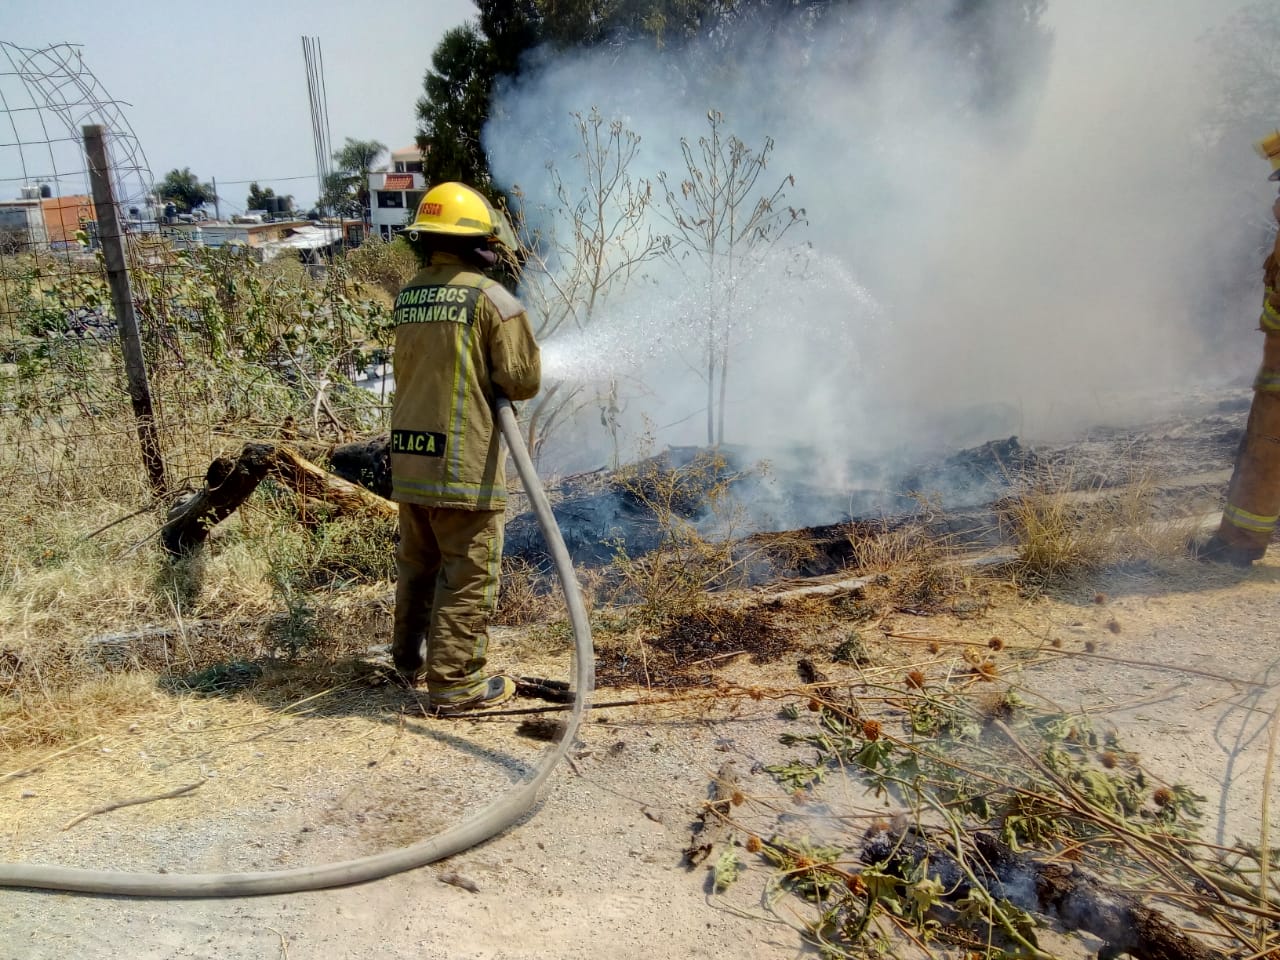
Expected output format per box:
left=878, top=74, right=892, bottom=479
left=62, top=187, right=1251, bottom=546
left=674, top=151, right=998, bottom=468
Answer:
left=0, top=0, right=477, bottom=212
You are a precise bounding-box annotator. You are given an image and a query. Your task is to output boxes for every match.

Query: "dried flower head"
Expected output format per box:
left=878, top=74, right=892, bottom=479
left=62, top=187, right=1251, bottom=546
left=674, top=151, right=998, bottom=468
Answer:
left=1084, top=639, right=1097, bottom=653
left=1153, top=786, right=1173, bottom=807
left=1107, top=618, right=1122, bottom=635
left=745, top=834, right=763, bottom=854
left=1094, top=592, right=1108, bottom=605
left=905, top=670, right=926, bottom=690
left=807, top=698, right=822, bottom=712
left=988, top=636, right=1005, bottom=651
left=731, top=790, right=745, bottom=807
left=862, top=719, right=882, bottom=741
left=973, top=660, right=999, bottom=680
left=1100, top=752, right=1118, bottom=769
left=927, top=640, right=941, bottom=655
left=1050, top=636, right=1063, bottom=649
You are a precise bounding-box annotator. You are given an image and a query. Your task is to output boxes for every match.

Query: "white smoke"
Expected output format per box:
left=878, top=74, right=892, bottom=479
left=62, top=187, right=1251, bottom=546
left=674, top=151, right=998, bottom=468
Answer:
left=486, top=0, right=1270, bottom=476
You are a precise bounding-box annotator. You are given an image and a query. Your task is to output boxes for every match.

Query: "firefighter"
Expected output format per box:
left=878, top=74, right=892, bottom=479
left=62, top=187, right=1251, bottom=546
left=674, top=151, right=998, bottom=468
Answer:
left=389, top=182, right=540, bottom=712
left=1204, top=132, right=1280, bottom=565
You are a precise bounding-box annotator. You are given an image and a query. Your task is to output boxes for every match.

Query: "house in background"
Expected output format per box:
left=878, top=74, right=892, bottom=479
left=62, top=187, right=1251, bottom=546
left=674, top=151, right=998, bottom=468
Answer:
left=0, top=186, right=96, bottom=251
left=368, top=145, right=427, bottom=241
left=41, top=194, right=94, bottom=246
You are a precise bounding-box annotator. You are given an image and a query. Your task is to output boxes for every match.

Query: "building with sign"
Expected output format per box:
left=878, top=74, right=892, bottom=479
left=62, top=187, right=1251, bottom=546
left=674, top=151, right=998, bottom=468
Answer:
left=369, top=145, right=427, bottom=241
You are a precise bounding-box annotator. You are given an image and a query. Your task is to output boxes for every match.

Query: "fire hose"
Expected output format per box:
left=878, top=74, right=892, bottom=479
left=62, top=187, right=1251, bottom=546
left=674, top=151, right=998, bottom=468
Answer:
left=0, top=396, right=595, bottom=897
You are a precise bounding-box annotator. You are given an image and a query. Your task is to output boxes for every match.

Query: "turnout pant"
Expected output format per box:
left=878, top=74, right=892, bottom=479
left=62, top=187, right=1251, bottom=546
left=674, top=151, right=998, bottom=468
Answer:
left=392, top=503, right=504, bottom=700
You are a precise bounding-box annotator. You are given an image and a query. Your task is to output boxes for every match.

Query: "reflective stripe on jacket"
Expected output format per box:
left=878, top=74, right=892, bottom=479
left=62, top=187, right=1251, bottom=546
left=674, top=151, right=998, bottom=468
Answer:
left=390, top=253, right=540, bottom=509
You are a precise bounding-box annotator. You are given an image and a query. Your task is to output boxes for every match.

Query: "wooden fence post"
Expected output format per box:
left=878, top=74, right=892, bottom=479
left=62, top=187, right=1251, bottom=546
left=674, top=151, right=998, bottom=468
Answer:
left=82, top=124, right=167, bottom=496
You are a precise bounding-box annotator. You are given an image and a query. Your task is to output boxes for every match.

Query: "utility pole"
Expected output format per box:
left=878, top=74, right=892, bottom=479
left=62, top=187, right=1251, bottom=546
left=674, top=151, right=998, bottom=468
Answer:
left=211, top=176, right=221, bottom=221
left=82, top=124, right=167, bottom=497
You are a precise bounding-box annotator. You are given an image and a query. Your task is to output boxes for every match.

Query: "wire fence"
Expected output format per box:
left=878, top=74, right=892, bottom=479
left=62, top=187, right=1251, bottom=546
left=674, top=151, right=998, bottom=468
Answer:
left=0, top=221, right=408, bottom=506
left=0, top=44, right=408, bottom=510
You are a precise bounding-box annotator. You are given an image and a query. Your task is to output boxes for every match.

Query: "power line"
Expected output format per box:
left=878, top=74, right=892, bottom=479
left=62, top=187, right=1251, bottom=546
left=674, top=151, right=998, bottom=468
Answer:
left=215, top=174, right=319, bottom=186
left=302, top=36, right=334, bottom=217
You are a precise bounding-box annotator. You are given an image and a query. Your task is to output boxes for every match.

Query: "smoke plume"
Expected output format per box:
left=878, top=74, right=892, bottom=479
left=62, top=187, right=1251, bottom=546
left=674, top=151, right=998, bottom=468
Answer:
left=485, top=0, right=1269, bottom=477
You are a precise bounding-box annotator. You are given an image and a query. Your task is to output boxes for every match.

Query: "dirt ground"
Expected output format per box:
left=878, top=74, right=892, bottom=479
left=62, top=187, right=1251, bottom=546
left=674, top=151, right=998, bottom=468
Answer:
left=3, top=388, right=1279, bottom=959
left=2, top=547, right=1279, bottom=960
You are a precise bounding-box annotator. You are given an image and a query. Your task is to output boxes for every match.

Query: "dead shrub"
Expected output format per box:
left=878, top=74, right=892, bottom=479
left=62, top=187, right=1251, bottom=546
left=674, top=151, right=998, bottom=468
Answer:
left=845, top=511, right=977, bottom=615
left=495, top=557, right=561, bottom=626
left=606, top=450, right=751, bottom=622
left=999, top=462, right=1195, bottom=586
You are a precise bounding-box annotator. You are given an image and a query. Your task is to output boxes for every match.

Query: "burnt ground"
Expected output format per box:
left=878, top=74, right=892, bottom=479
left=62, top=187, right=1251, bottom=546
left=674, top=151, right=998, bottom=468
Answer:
left=503, top=389, right=1247, bottom=579
left=504, top=389, right=1251, bottom=693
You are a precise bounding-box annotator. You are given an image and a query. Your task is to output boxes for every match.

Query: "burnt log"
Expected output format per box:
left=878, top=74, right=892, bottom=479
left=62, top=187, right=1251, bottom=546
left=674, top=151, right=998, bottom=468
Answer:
left=161, top=444, right=274, bottom=555
left=161, top=443, right=396, bottom=556
left=328, top=433, right=391, bottom=499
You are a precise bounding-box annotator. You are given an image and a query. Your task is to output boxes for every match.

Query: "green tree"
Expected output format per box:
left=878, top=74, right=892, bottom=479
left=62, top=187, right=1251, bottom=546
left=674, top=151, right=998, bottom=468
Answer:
left=416, top=23, right=495, bottom=187
left=156, top=168, right=215, bottom=214
left=246, top=182, right=275, bottom=212
left=319, top=170, right=363, bottom=219
left=330, top=138, right=387, bottom=217
left=246, top=182, right=294, bottom=216
left=412, top=1, right=704, bottom=188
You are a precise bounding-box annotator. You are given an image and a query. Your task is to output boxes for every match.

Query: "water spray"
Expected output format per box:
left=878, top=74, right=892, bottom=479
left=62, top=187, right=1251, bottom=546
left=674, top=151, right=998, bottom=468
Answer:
left=0, top=397, right=594, bottom=897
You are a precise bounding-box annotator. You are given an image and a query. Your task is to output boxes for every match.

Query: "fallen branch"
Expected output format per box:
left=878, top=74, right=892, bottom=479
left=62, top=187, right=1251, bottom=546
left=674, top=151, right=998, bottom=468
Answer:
left=266, top=445, right=396, bottom=520
left=744, top=574, right=872, bottom=606
left=684, top=760, right=741, bottom=867
left=60, top=778, right=207, bottom=831
left=161, top=444, right=274, bottom=555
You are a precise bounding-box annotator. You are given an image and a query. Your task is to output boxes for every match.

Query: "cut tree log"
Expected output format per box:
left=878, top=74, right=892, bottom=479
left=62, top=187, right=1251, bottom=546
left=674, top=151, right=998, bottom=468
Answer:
left=161, top=442, right=396, bottom=556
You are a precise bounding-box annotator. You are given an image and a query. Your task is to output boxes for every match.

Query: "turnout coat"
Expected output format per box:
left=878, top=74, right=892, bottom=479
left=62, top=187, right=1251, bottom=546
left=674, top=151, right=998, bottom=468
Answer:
left=389, top=253, right=540, bottom=510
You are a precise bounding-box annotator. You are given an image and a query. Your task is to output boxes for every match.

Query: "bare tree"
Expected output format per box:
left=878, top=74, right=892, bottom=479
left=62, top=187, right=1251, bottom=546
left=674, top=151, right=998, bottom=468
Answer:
left=512, top=109, right=668, bottom=463
left=657, top=110, right=804, bottom=446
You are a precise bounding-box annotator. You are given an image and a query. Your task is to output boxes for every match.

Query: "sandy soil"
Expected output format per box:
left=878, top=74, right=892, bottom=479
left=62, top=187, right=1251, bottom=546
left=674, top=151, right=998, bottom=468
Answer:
left=3, top=546, right=1280, bottom=960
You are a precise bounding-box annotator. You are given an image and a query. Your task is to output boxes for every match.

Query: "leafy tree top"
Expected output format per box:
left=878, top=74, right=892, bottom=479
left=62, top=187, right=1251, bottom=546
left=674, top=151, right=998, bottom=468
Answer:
left=156, top=167, right=215, bottom=214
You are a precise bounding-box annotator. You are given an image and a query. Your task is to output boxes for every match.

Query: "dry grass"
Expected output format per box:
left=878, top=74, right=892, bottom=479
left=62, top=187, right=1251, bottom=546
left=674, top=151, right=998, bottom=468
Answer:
left=0, top=672, right=167, bottom=751
left=843, top=513, right=993, bottom=618
left=0, top=470, right=398, bottom=751
left=999, top=463, right=1203, bottom=588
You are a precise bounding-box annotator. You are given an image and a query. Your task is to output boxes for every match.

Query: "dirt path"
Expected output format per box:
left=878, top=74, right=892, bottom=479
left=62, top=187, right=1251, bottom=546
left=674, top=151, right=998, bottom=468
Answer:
left=3, top=551, right=1279, bottom=959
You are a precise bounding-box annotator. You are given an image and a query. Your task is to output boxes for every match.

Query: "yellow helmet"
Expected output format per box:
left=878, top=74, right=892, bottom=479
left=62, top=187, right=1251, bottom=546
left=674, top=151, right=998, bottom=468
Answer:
left=1254, top=130, right=1280, bottom=181
left=407, top=182, right=517, bottom=248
